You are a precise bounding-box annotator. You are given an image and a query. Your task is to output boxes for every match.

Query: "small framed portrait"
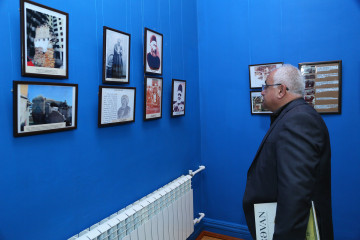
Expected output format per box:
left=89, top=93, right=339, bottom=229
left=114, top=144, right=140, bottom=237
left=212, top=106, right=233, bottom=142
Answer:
left=249, top=62, right=283, bottom=89
left=98, top=86, right=136, bottom=127
left=21, top=0, right=69, bottom=79
left=250, top=91, right=272, bottom=115
left=103, top=27, right=131, bottom=84
left=144, top=77, right=163, bottom=120
left=171, top=79, right=186, bottom=117
left=299, top=60, right=342, bottom=114
left=13, top=81, right=78, bottom=137
left=144, top=28, right=163, bottom=75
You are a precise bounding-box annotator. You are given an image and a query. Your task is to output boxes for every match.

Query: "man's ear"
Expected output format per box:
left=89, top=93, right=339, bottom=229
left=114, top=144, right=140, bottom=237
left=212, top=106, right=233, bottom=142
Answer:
left=277, top=85, right=287, bottom=99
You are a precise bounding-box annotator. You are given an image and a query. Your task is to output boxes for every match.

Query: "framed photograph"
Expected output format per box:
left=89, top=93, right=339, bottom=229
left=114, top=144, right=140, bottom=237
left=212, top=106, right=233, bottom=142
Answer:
left=98, top=86, right=136, bottom=127
left=13, top=81, right=77, bottom=137
left=249, top=62, right=283, bottom=89
left=250, top=91, right=272, bottom=115
left=144, top=28, right=163, bottom=75
left=21, top=0, right=69, bottom=79
left=171, top=79, right=186, bottom=117
left=144, top=77, right=163, bottom=120
left=299, top=60, right=342, bottom=114
left=103, top=27, right=131, bottom=84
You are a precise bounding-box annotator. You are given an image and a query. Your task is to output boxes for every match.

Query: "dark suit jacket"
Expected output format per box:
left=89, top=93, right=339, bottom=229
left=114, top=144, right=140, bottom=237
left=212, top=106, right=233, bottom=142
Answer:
left=243, top=98, right=333, bottom=240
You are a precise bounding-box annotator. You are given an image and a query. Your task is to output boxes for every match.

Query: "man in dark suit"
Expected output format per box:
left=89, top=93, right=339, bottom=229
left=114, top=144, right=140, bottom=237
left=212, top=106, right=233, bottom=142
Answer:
left=243, top=64, right=333, bottom=240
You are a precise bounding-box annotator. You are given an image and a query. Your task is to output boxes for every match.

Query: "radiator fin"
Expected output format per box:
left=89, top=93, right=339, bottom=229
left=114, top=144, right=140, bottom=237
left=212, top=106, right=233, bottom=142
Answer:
left=69, top=175, right=193, bottom=240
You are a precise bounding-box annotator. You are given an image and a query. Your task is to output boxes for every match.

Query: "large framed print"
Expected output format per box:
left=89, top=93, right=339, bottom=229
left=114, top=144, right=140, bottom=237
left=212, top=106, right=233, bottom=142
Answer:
left=249, top=62, right=283, bottom=89
left=299, top=60, right=342, bottom=114
left=250, top=91, right=272, bottom=115
left=21, top=0, right=69, bottom=79
left=98, top=86, right=136, bottom=127
left=171, top=79, right=186, bottom=117
left=13, top=81, right=77, bottom=137
left=103, top=27, right=131, bottom=84
left=144, top=77, right=163, bottom=120
left=144, top=28, right=163, bottom=75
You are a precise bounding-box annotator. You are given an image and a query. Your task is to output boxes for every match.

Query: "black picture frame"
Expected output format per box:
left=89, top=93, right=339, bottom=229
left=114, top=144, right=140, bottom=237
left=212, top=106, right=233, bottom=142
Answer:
left=144, top=77, right=163, bottom=121
left=250, top=91, right=272, bottom=115
left=298, top=60, right=342, bottom=114
left=98, top=86, right=136, bottom=127
left=102, top=27, right=131, bottom=84
left=144, top=28, right=163, bottom=75
left=13, top=81, right=78, bottom=137
left=20, top=0, right=69, bottom=79
left=171, top=79, right=186, bottom=117
left=249, top=62, right=283, bottom=89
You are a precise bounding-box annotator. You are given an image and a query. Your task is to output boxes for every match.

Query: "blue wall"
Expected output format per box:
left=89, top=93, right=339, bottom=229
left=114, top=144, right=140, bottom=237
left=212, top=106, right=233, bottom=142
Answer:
left=197, top=0, right=360, bottom=239
left=2, top=0, right=360, bottom=239
left=0, top=0, right=201, bottom=240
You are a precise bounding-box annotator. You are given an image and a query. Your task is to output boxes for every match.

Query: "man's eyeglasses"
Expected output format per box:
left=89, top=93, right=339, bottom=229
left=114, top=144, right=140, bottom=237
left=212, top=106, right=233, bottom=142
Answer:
left=262, top=84, right=289, bottom=91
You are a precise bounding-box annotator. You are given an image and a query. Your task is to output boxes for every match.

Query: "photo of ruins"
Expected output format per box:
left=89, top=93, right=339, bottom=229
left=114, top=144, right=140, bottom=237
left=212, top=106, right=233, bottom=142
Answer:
left=25, top=8, right=65, bottom=69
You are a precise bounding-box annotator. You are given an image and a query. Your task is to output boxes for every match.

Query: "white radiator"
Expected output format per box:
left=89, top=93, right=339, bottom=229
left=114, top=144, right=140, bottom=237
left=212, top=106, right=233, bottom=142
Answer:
left=69, top=175, right=194, bottom=240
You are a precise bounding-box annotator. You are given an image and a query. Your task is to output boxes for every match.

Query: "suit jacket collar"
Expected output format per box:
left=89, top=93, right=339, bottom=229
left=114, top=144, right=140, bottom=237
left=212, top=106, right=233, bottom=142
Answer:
left=247, top=98, right=305, bottom=177
left=270, top=100, right=292, bottom=125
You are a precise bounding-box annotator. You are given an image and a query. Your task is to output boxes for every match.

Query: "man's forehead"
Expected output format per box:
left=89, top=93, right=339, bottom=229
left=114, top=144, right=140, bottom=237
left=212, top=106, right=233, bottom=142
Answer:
left=265, top=76, right=272, bottom=84
left=266, top=70, right=276, bottom=83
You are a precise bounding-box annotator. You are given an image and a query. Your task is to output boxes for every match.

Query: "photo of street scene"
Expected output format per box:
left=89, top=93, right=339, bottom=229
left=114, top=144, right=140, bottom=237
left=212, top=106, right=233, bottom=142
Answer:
left=17, top=83, right=75, bottom=134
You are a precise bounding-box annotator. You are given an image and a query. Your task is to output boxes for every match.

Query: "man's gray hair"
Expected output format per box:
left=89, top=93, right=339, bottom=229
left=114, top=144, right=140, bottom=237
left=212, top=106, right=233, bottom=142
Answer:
left=273, top=64, right=305, bottom=96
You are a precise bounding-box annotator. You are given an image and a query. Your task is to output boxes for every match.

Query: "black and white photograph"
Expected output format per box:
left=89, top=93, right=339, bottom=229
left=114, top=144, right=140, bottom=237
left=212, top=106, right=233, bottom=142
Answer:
left=98, top=86, right=136, bottom=127
left=249, top=62, right=283, bottom=89
left=171, top=79, right=186, bottom=117
left=103, top=27, right=131, bottom=84
left=21, top=0, right=68, bottom=79
left=13, top=81, right=77, bottom=137
left=250, top=91, right=272, bottom=114
left=144, top=28, right=163, bottom=75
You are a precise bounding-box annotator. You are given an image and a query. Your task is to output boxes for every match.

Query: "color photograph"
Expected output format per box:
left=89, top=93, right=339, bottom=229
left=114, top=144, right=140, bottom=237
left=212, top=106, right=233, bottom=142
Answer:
left=103, top=27, right=131, bottom=84
left=21, top=1, right=68, bottom=78
left=249, top=62, right=283, bottom=88
left=144, top=77, right=163, bottom=120
left=14, top=81, right=77, bottom=137
left=250, top=91, right=272, bottom=114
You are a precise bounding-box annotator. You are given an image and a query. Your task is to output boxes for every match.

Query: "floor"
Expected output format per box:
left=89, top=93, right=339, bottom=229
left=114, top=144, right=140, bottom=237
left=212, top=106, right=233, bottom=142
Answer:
left=196, top=231, right=244, bottom=240
left=200, top=237, right=222, bottom=240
